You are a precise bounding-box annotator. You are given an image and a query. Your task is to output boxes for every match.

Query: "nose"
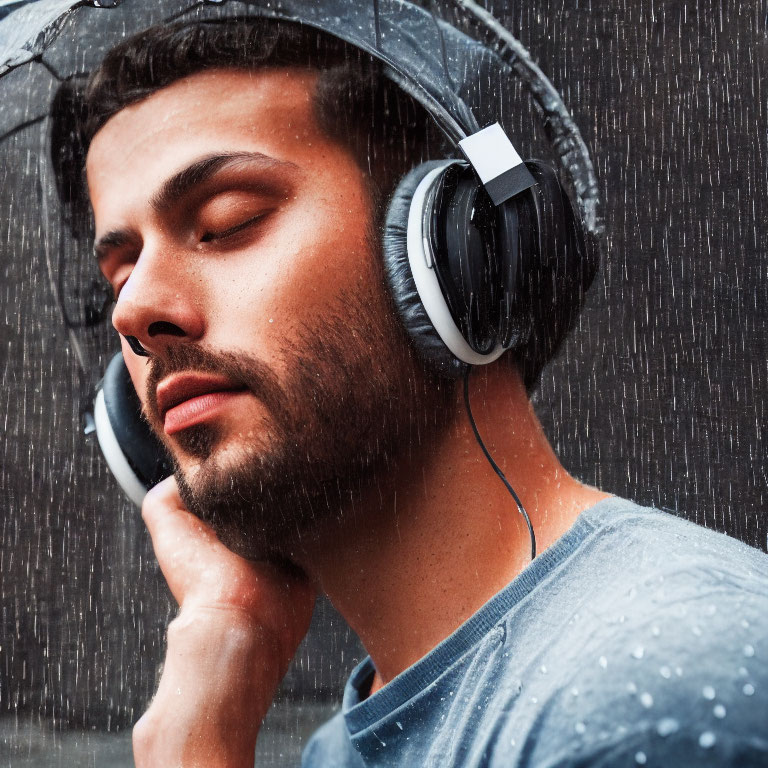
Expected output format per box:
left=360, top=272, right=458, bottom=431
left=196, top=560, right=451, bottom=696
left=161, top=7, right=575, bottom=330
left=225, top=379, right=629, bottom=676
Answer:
left=111, top=242, right=205, bottom=356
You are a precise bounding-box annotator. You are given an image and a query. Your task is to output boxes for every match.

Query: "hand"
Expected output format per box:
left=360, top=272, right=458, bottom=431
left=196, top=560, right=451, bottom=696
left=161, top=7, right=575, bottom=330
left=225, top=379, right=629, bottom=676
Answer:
left=133, top=476, right=316, bottom=768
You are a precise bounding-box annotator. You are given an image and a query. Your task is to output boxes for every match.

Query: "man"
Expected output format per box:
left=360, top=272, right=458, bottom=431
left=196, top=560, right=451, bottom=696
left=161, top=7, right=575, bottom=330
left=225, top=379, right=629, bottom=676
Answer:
left=72, top=14, right=768, bottom=768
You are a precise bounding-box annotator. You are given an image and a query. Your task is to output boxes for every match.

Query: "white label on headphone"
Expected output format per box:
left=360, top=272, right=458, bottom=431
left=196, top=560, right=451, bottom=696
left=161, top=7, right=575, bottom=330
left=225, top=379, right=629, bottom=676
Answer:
left=458, top=122, right=524, bottom=184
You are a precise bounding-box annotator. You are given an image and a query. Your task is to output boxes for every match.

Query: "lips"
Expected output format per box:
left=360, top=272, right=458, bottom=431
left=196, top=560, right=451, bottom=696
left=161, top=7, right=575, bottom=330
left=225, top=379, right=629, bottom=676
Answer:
left=156, top=372, right=246, bottom=435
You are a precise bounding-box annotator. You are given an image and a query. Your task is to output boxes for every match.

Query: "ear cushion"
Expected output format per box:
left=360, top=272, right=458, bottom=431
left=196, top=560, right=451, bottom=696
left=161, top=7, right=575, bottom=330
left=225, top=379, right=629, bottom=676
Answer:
left=95, top=352, right=172, bottom=503
left=383, top=161, right=467, bottom=379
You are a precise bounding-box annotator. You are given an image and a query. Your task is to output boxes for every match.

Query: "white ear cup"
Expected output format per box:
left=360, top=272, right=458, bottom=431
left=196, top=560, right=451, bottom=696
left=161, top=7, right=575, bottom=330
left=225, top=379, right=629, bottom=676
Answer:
left=93, top=387, right=148, bottom=507
left=407, top=165, right=505, bottom=365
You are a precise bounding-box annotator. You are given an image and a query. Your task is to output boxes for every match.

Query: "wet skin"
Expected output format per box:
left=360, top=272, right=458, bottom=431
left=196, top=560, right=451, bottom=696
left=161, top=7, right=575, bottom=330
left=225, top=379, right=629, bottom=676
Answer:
left=87, top=67, right=387, bottom=495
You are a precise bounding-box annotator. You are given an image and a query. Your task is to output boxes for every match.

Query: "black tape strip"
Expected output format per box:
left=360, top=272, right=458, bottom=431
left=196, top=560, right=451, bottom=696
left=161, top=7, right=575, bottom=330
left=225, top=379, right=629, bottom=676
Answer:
left=484, top=163, right=537, bottom=206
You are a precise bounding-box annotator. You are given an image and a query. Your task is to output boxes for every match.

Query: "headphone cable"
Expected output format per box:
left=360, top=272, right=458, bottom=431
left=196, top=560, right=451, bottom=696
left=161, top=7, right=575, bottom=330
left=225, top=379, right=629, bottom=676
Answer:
left=462, top=365, right=537, bottom=560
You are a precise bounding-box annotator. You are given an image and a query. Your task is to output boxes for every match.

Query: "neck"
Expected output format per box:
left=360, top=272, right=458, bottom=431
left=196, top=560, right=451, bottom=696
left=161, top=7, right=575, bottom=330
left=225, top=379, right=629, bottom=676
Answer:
left=295, top=364, right=609, bottom=689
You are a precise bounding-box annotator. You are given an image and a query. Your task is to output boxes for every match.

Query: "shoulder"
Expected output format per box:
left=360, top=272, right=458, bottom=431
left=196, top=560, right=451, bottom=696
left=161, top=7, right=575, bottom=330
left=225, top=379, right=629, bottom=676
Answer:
left=302, top=709, right=364, bottom=768
left=493, top=499, right=768, bottom=766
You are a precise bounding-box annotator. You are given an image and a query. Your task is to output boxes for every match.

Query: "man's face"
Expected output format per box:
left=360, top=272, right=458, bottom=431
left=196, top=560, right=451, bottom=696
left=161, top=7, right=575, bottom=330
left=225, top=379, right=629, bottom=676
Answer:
left=87, top=68, right=449, bottom=558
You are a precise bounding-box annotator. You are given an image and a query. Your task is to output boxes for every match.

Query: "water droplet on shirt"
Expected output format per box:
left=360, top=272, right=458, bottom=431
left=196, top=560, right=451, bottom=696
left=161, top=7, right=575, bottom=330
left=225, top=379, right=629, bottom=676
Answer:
left=713, top=704, right=726, bottom=719
left=656, top=717, right=679, bottom=737
left=575, top=722, right=587, bottom=734
left=743, top=683, right=755, bottom=696
left=632, top=646, right=645, bottom=659
left=699, top=731, right=716, bottom=749
left=702, top=686, right=716, bottom=700
left=660, top=665, right=672, bottom=679
left=634, top=751, right=647, bottom=764
left=599, top=656, right=608, bottom=669
left=743, top=644, right=755, bottom=658
left=640, top=692, right=654, bottom=708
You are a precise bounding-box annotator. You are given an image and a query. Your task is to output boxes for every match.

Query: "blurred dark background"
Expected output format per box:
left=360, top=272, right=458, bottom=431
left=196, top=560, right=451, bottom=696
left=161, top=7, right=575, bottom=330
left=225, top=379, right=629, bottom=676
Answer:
left=1, top=0, right=766, bottom=764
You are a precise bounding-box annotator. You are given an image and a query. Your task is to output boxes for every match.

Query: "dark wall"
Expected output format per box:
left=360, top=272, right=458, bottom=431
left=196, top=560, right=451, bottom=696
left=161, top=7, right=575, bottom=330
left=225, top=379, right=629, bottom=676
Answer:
left=0, top=0, right=765, bottom=736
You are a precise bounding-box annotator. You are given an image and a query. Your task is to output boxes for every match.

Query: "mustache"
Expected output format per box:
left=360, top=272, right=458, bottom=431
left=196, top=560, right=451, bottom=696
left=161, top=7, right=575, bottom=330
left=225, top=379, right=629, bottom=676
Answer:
left=143, top=344, right=289, bottom=427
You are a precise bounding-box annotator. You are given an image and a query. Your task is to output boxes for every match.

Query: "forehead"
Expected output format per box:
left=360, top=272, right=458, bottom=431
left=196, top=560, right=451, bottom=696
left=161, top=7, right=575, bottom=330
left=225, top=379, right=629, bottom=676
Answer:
left=86, top=68, right=322, bottom=217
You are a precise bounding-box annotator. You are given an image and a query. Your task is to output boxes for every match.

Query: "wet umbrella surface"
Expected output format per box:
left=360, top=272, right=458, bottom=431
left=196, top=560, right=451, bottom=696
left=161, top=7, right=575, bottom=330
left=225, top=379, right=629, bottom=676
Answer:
left=0, top=0, right=766, bottom=765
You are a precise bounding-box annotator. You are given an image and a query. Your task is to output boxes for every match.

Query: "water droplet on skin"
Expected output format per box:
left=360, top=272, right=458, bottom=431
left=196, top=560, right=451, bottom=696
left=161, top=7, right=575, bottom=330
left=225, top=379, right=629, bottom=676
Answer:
left=743, top=683, right=755, bottom=696
left=702, top=685, right=716, bottom=700
left=599, top=656, right=608, bottom=669
left=743, top=644, right=755, bottom=658
left=635, top=751, right=647, bottom=764
left=268, top=317, right=274, bottom=323
left=713, top=704, right=726, bottom=719
left=657, top=717, right=679, bottom=737
left=575, top=722, right=586, bottom=734
left=699, top=731, right=716, bottom=749
left=632, top=646, right=645, bottom=659
left=660, top=666, right=672, bottom=679
left=640, top=692, right=654, bottom=708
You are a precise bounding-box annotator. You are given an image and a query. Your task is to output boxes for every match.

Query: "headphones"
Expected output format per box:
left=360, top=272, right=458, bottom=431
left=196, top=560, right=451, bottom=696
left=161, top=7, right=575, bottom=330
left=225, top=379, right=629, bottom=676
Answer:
left=90, top=0, right=596, bottom=509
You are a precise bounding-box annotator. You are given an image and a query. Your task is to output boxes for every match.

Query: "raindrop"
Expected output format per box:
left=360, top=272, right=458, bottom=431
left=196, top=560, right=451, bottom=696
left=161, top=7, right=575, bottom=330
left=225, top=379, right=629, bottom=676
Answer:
left=539, top=665, right=548, bottom=674
left=659, top=666, right=672, bottom=679
left=742, top=683, right=755, bottom=696
left=699, top=731, right=716, bottom=749
left=627, top=681, right=638, bottom=694
left=743, top=644, right=755, bottom=658
left=741, top=619, right=750, bottom=629
left=640, top=692, right=654, bottom=708
left=713, top=704, right=726, bottom=719
left=738, top=667, right=748, bottom=677
left=631, top=646, right=645, bottom=659
left=651, top=625, right=661, bottom=637
left=634, top=751, right=647, bottom=765
left=396, top=721, right=403, bottom=730
left=656, top=717, right=679, bottom=737
left=571, top=687, right=579, bottom=697
left=691, top=625, right=702, bottom=637
left=702, top=685, right=716, bottom=700
left=575, top=722, right=586, bottom=734
left=599, top=656, right=608, bottom=669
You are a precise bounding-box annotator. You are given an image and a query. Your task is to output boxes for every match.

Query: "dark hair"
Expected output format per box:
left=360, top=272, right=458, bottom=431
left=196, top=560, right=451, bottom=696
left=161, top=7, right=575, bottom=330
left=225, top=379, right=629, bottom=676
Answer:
left=51, top=17, right=596, bottom=391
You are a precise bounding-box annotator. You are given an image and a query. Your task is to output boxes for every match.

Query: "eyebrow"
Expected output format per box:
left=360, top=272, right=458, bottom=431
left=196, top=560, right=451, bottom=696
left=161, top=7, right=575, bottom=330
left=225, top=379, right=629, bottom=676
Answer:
left=94, top=151, right=297, bottom=260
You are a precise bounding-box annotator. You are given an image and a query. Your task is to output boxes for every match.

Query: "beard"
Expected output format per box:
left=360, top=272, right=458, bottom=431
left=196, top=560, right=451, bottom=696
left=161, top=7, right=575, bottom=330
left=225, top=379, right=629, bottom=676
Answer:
left=142, top=289, right=453, bottom=561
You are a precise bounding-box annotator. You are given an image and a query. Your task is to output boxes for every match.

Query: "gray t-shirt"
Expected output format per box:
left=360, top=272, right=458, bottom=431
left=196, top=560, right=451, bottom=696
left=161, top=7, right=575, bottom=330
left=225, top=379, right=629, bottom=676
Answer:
left=301, top=497, right=768, bottom=767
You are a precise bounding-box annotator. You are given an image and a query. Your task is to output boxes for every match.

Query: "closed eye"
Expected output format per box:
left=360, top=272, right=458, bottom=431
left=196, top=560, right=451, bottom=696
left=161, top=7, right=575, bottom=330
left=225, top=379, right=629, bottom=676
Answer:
left=200, top=213, right=268, bottom=243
